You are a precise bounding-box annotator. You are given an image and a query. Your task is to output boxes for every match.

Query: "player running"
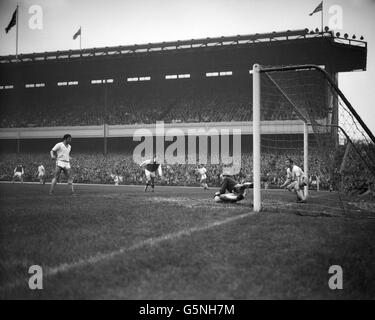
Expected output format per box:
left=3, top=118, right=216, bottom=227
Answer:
left=280, top=158, right=308, bottom=203
left=214, top=174, right=253, bottom=203
left=37, top=163, right=46, bottom=184
left=110, top=173, right=123, bottom=186
left=49, top=134, right=75, bottom=195
left=12, top=163, right=24, bottom=183
left=196, top=165, right=208, bottom=190
left=140, top=156, right=163, bottom=192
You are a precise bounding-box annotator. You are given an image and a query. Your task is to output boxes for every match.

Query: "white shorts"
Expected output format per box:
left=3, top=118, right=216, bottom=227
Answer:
left=57, top=160, right=71, bottom=170
left=38, top=174, right=45, bottom=178
left=145, top=170, right=156, bottom=180
left=287, top=178, right=307, bottom=191
left=14, top=172, right=23, bottom=178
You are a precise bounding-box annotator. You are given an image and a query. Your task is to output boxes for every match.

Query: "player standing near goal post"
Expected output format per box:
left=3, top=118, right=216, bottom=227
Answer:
left=140, top=156, right=163, bottom=192
left=49, top=134, right=75, bottom=195
left=280, top=158, right=307, bottom=203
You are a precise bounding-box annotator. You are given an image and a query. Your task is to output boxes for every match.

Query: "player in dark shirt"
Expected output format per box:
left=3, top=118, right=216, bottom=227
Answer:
left=214, top=174, right=253, bottom=203
left=12, top=164, right=24, bottom=183
left=140, top=157, right=163, bottom=192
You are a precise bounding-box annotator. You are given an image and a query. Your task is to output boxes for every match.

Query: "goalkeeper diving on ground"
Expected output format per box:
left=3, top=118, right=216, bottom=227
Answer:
left=214, top=173, right=253, bottom=203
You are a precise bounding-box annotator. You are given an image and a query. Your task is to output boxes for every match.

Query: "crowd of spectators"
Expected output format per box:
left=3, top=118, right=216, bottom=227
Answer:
left=0, top=149, right=355, bottom=191
left=0, top=77, right=326, bottom=128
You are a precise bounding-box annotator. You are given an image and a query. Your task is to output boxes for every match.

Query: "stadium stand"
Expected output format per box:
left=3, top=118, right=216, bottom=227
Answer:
left=0, top=77, right=302, bottom=127
left=0, top=30, right=371, bottom=199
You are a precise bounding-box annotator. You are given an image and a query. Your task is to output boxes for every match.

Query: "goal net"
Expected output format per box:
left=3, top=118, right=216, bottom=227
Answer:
left=252, top=64, right=375, bottom=218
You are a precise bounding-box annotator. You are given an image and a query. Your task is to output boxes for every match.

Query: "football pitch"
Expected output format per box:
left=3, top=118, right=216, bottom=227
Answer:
left=0, top=182, right=374, bottom=299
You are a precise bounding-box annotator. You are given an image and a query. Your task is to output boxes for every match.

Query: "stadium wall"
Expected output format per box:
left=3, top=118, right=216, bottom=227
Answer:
left=0, top=120, right=311, bottom=139
left=0, top=135, right=315, bottom=155
left=0, top=121, right=316, bottom=154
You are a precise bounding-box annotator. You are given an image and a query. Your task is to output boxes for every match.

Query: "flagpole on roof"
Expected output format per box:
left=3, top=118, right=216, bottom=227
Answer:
left=321, top=1, right=324, bottom=33
left=80, top=26, right=82, bottom=50
left=16, top=4, right=19, bottom=59
left=309, top=1, right=324, bottom=34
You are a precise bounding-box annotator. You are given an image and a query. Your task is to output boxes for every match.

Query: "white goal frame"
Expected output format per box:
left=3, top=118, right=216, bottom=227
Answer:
left=252, top=63, right=375, bottom=212
left=252, top=64, right=309, bottom=212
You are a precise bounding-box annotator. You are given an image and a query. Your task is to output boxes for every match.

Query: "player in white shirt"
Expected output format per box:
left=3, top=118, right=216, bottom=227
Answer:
left=49, top=134, right=75, bottom=195
left=140, top=156, right=163, bottom=192
left=110, top=173, right=123, bottom=186
left=280, top=158, right=308, bottom=202
left=37, top=163, right=46, bottom=184
left=196, top=165, right=208, bottom=190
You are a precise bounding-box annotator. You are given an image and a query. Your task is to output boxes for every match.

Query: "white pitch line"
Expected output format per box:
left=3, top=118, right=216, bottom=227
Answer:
left=0, top=211, right=255, bottom=293
left=0, top=180, right=203, bottom=190
left=0, top=180, right=293, bottom=191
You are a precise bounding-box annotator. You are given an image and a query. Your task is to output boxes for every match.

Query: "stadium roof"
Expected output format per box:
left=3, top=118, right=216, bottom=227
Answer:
left=0, top=28, right=367, bottom=64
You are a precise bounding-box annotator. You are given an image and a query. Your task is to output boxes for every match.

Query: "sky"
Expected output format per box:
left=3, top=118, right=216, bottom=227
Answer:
left=0, top=0, right=374, bottom=133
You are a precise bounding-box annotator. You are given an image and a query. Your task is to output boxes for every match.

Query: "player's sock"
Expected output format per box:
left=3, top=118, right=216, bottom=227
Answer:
left=49, top=178, right=57, bottom=194
left=243, top=182, right=253, bottom=189
left=296, top=190, right=307, bottom=202
left=237, top=194, right=245, bottom=201
left=238, top=182, right=253, bottom=192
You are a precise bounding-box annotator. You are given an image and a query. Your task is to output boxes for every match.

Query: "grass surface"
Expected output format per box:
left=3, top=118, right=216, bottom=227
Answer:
left=0, top=183, right=374, bottom=299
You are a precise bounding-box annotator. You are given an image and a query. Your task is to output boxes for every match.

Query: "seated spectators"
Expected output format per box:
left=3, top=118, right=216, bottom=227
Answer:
left=0, top=76, right=326, bottom=127
left=2, top=147, right=371, bottom=193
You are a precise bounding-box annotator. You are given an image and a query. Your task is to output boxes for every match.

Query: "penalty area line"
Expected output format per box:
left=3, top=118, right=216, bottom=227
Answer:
left=0, top=211, right=255, bottom=293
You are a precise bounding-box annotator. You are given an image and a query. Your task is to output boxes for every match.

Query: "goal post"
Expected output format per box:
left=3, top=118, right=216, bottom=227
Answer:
left=252, top=64, right=261, bottom=212
left=252, top=63, right=375, bottom=216
left=304, top=122, right=309, bottom=198
left=252, top=64, right=310, bottom=212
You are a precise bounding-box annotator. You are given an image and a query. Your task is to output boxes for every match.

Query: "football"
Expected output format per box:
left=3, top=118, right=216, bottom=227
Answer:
left=214, top=192, right=221, bottom=202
